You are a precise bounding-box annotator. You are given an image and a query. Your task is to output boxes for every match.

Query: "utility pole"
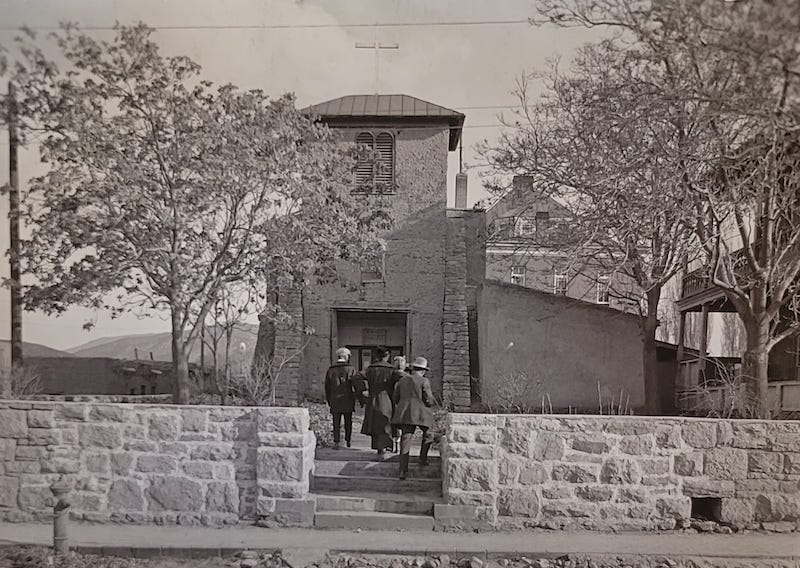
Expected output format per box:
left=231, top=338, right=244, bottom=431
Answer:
left=355, top=26, right=399, bottom=94
left=8, top=82, right=23, bottom=369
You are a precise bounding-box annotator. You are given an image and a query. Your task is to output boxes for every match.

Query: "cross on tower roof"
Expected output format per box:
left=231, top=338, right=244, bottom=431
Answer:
left=355, top=27, right=399, bottom=94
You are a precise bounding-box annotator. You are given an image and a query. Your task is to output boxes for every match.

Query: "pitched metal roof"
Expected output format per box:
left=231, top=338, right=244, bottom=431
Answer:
left=302, top=94, right=465, bottom=150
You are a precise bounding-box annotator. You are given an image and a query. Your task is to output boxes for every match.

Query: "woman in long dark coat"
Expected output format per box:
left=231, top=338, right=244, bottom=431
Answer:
left=360, top=346, right=396, bottom=456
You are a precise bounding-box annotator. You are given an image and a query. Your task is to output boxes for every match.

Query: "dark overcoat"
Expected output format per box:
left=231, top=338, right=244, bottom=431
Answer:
left=360, top=361, right=397, bottom=450
left=391, top=371, right=435, bottom=429
left=324, top=362, right=357, bottom=414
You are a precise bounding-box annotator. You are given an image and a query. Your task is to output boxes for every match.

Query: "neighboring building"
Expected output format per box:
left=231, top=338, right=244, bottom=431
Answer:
left=23, top=356, right=210, bottom=396
left=484, top=176, right=637, bottom=312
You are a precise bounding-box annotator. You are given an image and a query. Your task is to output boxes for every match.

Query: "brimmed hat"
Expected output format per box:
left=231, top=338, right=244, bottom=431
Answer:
left=410, top=356, right=429, bottom=371
left=335, top=347, right=351, bottom=360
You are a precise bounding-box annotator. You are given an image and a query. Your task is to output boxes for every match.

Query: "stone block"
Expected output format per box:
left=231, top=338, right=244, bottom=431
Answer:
left=749, top=451, right=783, bottom=474
left=497, top=488, right=539, bottom=517
left=85, top=453, right=110, bottom=474
left=6, top=462, right=40, bottom=474
left=258, top=411, right=306, bottom=434
left=41, top=459, right=80, bottom=474
left=673, top=453, right=703, bottom=476
left=682, top=477, right=735, bottom=497
left=448, top=428, right=473, bottom=443
left=618, top=435, right=654, bottom=456
left=137, top=455, right=176, bottom=473
left=79, top=423, right=122, bottom=449
left=604, top=420, right=654, bottom=436
left=475, top=429, right=497, bottom=445
left=500, top=419, right=531, bottom=455
left=730, top=423, right=769, bottom=450
left=182, top=461, right=216, bottom=479
left=146, top=477, right=203, bottom=512
left=531, top=432, right=564, bottom=461
left=55, top=404, right=87, bottom=421
left=497, top=458, right=520, bottom=486
left=0, top=477, right=19, bottom=508
left=180, top=409, right=207, bottom=432
left=518, top=463, right=547, bottom=485
left=704, top=448, right=748, bottom=480
left=572, top=437, right=611, bottom=454
left=0, top=410, right=28, bottom=438
left=681, top=421, right=717, bottom=449
left=148, top=415, right=179, bottom=441
left=28, top=428, right=60, bottom=446
left=27, top=410, right=54, bottom=429
left=206, top=482, right=239, bottom=513
left=639, top=457, right=670, bottom=475
left=576, top=485, right=614, bottom=502
left=191, top=443, right=234, bottom=462
left=110, top=453, right=134, bottom=476
left=552, top=463, right=598, bottom=484
left=18, top=485, right=51, bottom=511
left=617, top=487, right=649, bottom=504
left=655, top=426, right=681, bottom=449
left=717, top=422, right=734, bottom=446
left=256, top=433, right=306, bottom=448
left=124, top=424, right=146, bottom=439
left=270, top=498, right=315, bottom=527
left=600, top=459, right=642, bottom=484
left=257, top=481, right=307, bottom=499
left=257, top=448, right=305, bottom=482
left=655, top=496, right=691, bottom=520
left=755, top=495, right=800, bottom=522
left=89, top=405, right=127, bottom=422
left=445, top=459, right=494, bottom=492
left=159, top=442, right=189, bottom=456
left=541, top=486, right=573, bottom=500
left=214, top=464, right=235, bottom=481
left=445, top=489, right=495, bottom=507
left=14, top=446, right=47, bottom=461
left=785, top=453, right=800, bottom=475
left=445, top=443, right=495, bottom=460
left=73, top=492, right=103, bottom=512
left=541, top=500, right=596, bottom=518
left=720, top=498, right=756, bottom=526
left=0, top=439, right=15, bottom=461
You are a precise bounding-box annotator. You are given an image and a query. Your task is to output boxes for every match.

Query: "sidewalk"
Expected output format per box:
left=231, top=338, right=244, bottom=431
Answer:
left=1, top=522, right=799, bottom=561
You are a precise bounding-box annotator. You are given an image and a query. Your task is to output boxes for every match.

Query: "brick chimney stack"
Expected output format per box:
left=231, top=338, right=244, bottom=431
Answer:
left=455, top=172, right=468, bottom=209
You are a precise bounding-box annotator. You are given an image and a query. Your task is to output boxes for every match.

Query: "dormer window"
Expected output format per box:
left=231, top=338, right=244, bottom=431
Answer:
left=355, top=131, right=396, bottom=194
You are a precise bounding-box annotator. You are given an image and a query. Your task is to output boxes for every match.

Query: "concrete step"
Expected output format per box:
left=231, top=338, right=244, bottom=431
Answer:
left=312, top=491, right=440, bottom=515
left=315, top=448, right=441, bottom=464
left=314, top=460, right=441, bottom=479
left=310, top=474, right=441, bottom=495
left=314, top=510, right=435, bottom=531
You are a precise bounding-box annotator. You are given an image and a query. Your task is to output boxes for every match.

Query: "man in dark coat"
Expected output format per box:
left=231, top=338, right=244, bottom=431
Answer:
left=391, top=356, right=435, bottom=479
left=325, top=347, right=357, bottom=449
left=360, top=346, right=396, bottom=457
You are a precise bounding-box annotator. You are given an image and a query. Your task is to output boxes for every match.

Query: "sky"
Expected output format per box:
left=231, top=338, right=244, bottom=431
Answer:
left=0, top=0, right=599, bottom=350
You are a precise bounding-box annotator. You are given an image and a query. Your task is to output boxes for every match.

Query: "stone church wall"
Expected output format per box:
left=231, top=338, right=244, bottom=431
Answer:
left=0, top=401, right=315, bottom=527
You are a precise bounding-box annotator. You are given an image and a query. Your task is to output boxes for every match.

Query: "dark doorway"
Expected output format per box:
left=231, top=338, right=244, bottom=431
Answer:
left=335, top=310, right=408, bottom=372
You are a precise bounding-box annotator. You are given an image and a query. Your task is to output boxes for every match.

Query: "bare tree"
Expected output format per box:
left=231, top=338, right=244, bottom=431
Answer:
left=479, top=42, right=698, bottom=414
left=532, top=0, right=800, bottom=416
left=229, top=334, right=310, bottom=406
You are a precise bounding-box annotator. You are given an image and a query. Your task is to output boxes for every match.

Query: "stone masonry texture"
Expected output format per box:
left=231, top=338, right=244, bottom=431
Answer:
left=443, top=211, right=472, bottom=410
left=440, top=414, right=800, bottom=532
left=0, top=401, right=315, bottom=528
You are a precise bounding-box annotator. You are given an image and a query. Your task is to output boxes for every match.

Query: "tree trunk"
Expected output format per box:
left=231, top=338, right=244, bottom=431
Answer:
left=171, top=308, right=191, bottom=405
left=741, top=318, right=770, bottom=418
left=642, top=288, right=663, bottom=416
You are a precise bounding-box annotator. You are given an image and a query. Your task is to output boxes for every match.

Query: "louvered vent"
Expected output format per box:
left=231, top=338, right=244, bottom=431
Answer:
left=375, top=132, right=395, bottom=190
left=355, top=132, right=375, bottom=186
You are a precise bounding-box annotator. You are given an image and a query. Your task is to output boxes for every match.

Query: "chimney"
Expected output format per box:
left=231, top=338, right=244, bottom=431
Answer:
left=455, top=172, right=468, bottom=209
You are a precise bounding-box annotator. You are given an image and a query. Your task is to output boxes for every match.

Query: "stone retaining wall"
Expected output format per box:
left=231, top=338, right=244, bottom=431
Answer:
left=439, top=414, right=800, bottom=532
left=0, top=401, right=315, bottom=527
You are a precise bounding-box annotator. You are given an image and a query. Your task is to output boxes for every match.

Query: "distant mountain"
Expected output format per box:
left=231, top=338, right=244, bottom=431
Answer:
left=21, top=342, right=75, bottom=358
left=68, top=324, right=260, bottom=367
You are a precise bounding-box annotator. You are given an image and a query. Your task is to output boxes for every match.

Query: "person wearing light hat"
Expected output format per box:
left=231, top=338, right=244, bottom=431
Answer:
left=325, top=347, right=357, bottom=449
left=391, top=356, right=435, bottom=479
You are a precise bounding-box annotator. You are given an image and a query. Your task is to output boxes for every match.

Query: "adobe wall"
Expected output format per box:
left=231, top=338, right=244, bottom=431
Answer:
left=438, top=414, right=800, bottom=532
left=300, top=128, right=450, bottom=401
left=0, top=401, right=315, bottom=528
left=477, top=281, right=645, bottom=411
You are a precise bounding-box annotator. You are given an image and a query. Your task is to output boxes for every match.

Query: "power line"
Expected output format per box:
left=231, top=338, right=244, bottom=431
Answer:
left=0, top=19, right=532, bottom=32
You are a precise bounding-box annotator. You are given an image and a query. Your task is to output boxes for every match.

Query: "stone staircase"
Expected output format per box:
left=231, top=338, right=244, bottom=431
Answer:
left=310, top=435, right=442, bottom=530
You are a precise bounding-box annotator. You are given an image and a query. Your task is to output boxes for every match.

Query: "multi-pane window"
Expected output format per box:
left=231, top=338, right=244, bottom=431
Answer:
left=355, top=131, right=395, bottom=193
left=517, top=218, right=534, bottom=237
left=554, top=272, right=568, bottom=295
left=511, top=266, right=526, bottom=286
left=596, top=275, right=610, bottom=304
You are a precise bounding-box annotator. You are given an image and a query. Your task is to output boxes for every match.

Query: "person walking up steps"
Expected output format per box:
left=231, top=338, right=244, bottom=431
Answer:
left=325, top=347, right=357, bottom=450
left=391, top=356, right=435, bottom=480
left=361, top=346, right=396, bottom=458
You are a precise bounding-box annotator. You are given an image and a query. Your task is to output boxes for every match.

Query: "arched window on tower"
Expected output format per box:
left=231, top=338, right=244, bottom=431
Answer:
left=354, top=131, right=396, bottom=194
